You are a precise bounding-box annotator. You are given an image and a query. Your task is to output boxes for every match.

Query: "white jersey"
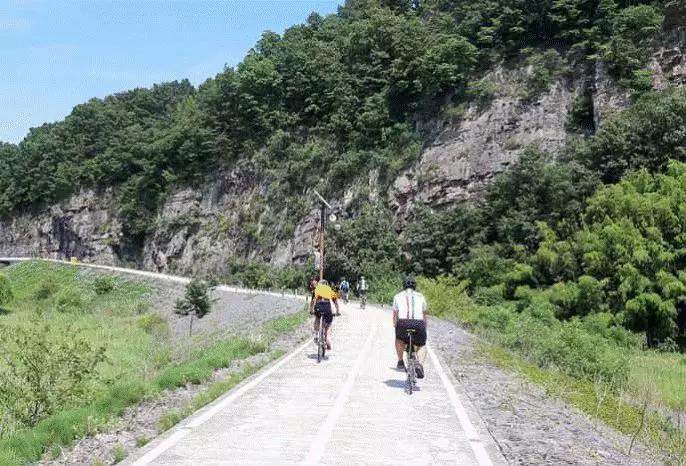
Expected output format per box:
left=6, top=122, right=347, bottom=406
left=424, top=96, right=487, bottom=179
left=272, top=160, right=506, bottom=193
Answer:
left=392, top=289, right=427, bottom=320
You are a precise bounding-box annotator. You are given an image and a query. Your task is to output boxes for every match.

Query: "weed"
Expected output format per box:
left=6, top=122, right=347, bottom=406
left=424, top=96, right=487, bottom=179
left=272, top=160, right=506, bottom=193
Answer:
left=92, top=276, right=117, bottom=295
left=112, top=444, right=127, bottom=463
left=135, top=436, right=150, bottom=447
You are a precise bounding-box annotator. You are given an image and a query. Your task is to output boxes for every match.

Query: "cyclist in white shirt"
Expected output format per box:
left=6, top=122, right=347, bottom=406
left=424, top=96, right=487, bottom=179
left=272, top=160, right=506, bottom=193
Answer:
left=392, top=276, right=427, bottom=378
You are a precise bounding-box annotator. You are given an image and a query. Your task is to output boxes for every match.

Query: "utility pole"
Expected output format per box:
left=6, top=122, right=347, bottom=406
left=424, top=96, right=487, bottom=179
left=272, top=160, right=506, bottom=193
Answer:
left=313, top=190, right=332, bottom=281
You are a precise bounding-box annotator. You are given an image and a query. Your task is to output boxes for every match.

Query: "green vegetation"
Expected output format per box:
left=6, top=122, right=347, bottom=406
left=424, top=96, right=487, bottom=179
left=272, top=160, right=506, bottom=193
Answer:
left=175, top=278, right=215, bottom=318
left=223, top=259, right=311, bottom=291
left=419, top=276, right=686, bottom=457
left=0, top=0, right=683, bottom=458
left=0, top=262, right=303, bottom=464
left=0, top=0, right=671, bottom=258
left=399, top=90, right=686, bottom=451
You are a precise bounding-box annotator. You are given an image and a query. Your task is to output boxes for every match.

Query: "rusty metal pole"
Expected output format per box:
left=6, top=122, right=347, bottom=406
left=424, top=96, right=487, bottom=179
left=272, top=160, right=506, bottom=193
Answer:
left=319, top=203, right=325, bottom=281
left=313, top=190, right=331, bottom=282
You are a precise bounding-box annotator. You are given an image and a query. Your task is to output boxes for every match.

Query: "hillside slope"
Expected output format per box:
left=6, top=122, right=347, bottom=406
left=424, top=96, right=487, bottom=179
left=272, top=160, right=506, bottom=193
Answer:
left=0, top=1, right=684, bottom=279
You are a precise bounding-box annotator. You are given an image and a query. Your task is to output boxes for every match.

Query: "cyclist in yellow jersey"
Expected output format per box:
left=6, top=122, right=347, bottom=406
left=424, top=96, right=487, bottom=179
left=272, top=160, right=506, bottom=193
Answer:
left=309, top=279, right=340, bottom=350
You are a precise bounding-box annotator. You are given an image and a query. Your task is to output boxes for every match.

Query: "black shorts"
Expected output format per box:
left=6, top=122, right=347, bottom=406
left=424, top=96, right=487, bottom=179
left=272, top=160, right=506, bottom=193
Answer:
left=314, top=301, right=333, bottom=326
left=395, top=319, right=427, bottom=346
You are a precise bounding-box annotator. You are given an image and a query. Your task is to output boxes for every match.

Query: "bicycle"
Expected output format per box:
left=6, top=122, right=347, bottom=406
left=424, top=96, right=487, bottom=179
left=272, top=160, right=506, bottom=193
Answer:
left=404, top=329, right=418, bottom=394
left=315, top=318, right=328, bottom=363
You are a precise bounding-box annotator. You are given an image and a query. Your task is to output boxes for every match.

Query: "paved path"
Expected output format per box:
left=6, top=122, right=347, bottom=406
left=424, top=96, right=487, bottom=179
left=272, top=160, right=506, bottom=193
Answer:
left=127, top=302, right=504, bottom=465
left=1, top=259, right=503, bottom=465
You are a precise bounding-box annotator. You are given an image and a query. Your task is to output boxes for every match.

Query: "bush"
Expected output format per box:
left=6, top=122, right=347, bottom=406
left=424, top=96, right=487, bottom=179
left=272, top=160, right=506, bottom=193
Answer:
left=0, top=273, right=12, bottom=307
left=33, top=277, right=58, bottom=300
left=55, top=288, right=86, bottom=313
left=523, top=50, right=565, bottom=99
left=503, top=263, right=535, bottom=299
left=137, top=313, right=167, bottom=334
left=175, top=279, right=214, bottom=318
left=0, top=323, right=106, bottom=426
left=92, top=275, right=117, bottom=295
left=417, top=276, right=472, bottom=320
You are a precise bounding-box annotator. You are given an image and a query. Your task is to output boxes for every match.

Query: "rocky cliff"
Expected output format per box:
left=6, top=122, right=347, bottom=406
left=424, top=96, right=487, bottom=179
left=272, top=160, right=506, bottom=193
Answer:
left=2, top=36, right=684, bottom=276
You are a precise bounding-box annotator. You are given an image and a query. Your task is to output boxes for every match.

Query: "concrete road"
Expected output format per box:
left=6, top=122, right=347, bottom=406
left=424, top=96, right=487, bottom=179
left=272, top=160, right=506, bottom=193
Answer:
left=126, top=302, right=504, bottom=465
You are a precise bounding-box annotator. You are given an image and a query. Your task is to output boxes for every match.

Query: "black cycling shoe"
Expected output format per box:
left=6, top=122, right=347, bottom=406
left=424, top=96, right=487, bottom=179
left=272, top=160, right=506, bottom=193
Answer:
left=415, top=362, right=425, bottom=379
left=397, top=360, right=406, bottom=371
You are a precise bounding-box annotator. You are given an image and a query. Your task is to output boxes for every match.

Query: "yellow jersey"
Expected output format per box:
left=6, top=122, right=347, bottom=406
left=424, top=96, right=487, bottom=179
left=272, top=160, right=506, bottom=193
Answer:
left=314, top=284, right=337, bottom=301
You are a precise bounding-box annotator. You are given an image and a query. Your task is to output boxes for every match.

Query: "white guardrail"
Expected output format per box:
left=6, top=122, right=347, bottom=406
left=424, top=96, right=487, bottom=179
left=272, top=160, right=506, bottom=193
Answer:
left=0, top=257, right=307, bottom=301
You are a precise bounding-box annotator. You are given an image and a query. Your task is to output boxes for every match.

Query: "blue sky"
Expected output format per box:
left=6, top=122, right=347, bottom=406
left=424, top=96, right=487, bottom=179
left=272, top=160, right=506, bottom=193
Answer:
left=0, top=0, right=341, bottom=143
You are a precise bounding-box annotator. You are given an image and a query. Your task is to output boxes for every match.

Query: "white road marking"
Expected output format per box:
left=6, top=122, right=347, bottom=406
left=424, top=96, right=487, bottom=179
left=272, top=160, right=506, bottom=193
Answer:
left=131, top=338, right=313, bottom=465
left=2, top=258, right=500, bottom=464
left=427, top=344, right=494, bottom=466
left=302, top=315, right=378, bottom=466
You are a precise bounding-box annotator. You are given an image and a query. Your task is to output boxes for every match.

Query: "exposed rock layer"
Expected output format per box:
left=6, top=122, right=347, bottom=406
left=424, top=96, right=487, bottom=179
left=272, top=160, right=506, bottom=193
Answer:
left=1, top=38, right=684, bottom=275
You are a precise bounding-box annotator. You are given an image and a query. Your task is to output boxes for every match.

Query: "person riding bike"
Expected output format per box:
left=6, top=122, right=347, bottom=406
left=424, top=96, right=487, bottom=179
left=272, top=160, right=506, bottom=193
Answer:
left=339, top=278, right=350, bottom=303
left=356, top=276, right=368, bottom=302
left=392, top=276, right=427, bottom=378
left=310, top=279, right=340, bottom=350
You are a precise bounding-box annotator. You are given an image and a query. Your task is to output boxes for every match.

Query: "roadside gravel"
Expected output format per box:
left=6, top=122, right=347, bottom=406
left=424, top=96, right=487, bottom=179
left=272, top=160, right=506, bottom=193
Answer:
left=41, top=317, right=311, bottom=465
left=39, top=269, right=310, bottom=465
left=79, top=268, right=306, bottom=343
left=429, top=317, right=665, bottom=465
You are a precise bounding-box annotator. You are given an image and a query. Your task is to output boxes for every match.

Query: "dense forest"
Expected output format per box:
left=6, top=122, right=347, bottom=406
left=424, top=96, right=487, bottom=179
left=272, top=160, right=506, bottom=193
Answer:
left=1, top=0, right=686, bottom=351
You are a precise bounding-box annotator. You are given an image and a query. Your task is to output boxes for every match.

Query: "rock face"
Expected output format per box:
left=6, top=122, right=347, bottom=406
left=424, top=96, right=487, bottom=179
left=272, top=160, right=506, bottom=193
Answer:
left=391, top=67, right=574, bottom=221
left=1, top=36, right=684, bottom=274
left=0, top=190, right=122, bottom=263
left=141, top=164, right=320, bottom=275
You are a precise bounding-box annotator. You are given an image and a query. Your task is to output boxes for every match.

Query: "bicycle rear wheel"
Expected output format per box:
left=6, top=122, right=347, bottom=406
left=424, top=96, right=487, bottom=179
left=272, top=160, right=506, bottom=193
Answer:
left=405, top=334, right=415, bottom=394
left=317, top=325, right=326, bottom=363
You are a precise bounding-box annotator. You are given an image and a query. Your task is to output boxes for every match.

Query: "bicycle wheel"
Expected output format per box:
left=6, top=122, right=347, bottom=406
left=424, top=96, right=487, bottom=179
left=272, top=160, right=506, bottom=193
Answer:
left=317, top=325, right=325, bottom=363
left=405, top=334, right=414, bottom=394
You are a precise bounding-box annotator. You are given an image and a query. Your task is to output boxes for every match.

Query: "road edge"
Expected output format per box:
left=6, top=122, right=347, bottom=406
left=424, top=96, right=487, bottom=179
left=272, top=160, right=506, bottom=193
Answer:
left=122, top=337, right=312, bottom=465
left=427, top=338, right=507, bottom=465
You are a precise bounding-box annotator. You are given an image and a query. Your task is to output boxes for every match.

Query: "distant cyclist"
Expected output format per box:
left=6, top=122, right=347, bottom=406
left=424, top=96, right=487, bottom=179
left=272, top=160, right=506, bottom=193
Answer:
left=332, top=281, right=342, bottom=316
left=392, top=276, right=427, bottom=378
left=310, top=279, right=340, bottom=350
left=356, top=276, right=368, bottom=303
left=339, top=278, right=350, bottom=303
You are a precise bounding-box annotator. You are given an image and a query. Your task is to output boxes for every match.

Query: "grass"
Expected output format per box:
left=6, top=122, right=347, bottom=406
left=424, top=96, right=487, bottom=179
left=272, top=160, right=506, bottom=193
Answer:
left=157, top=356, right=282, bottom=432
left=417, top=276, right=686, bottom=460
left=0, top=261, right=308, bottom=465
left=0, top=334, right=270, bottom=464
left=629, top=351, right=686, bottom=413
left=262, top=309, right=308, bottom=338
left=487, top=345, right=686, bottom=461
left=112, top=444, right=127, bottom=462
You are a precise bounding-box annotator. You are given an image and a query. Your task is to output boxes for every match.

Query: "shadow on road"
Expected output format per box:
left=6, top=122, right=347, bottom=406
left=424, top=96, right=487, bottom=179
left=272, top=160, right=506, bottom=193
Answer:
left=306, top=353, right=329, bottom=361
left=383, top=379, right=420, bottom=391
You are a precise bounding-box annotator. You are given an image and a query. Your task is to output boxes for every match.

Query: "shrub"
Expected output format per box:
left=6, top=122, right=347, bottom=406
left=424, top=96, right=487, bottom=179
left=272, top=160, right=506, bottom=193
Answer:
left=416, top=276, right=477, bottom=325
left=55, top=288, right=86, bottom=313
left=137, top=313, right=167, bottom=334
left=92, top=275, right=117, bottom=295
left=175, top=279, right=214, bottom=318
left=503, top=263, right=535, bottom=299
left=0, top=323, right=106, bottom=426
left=33, top=277, right=58, bottom=300
left=0, top=273, right=12, bottom=307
